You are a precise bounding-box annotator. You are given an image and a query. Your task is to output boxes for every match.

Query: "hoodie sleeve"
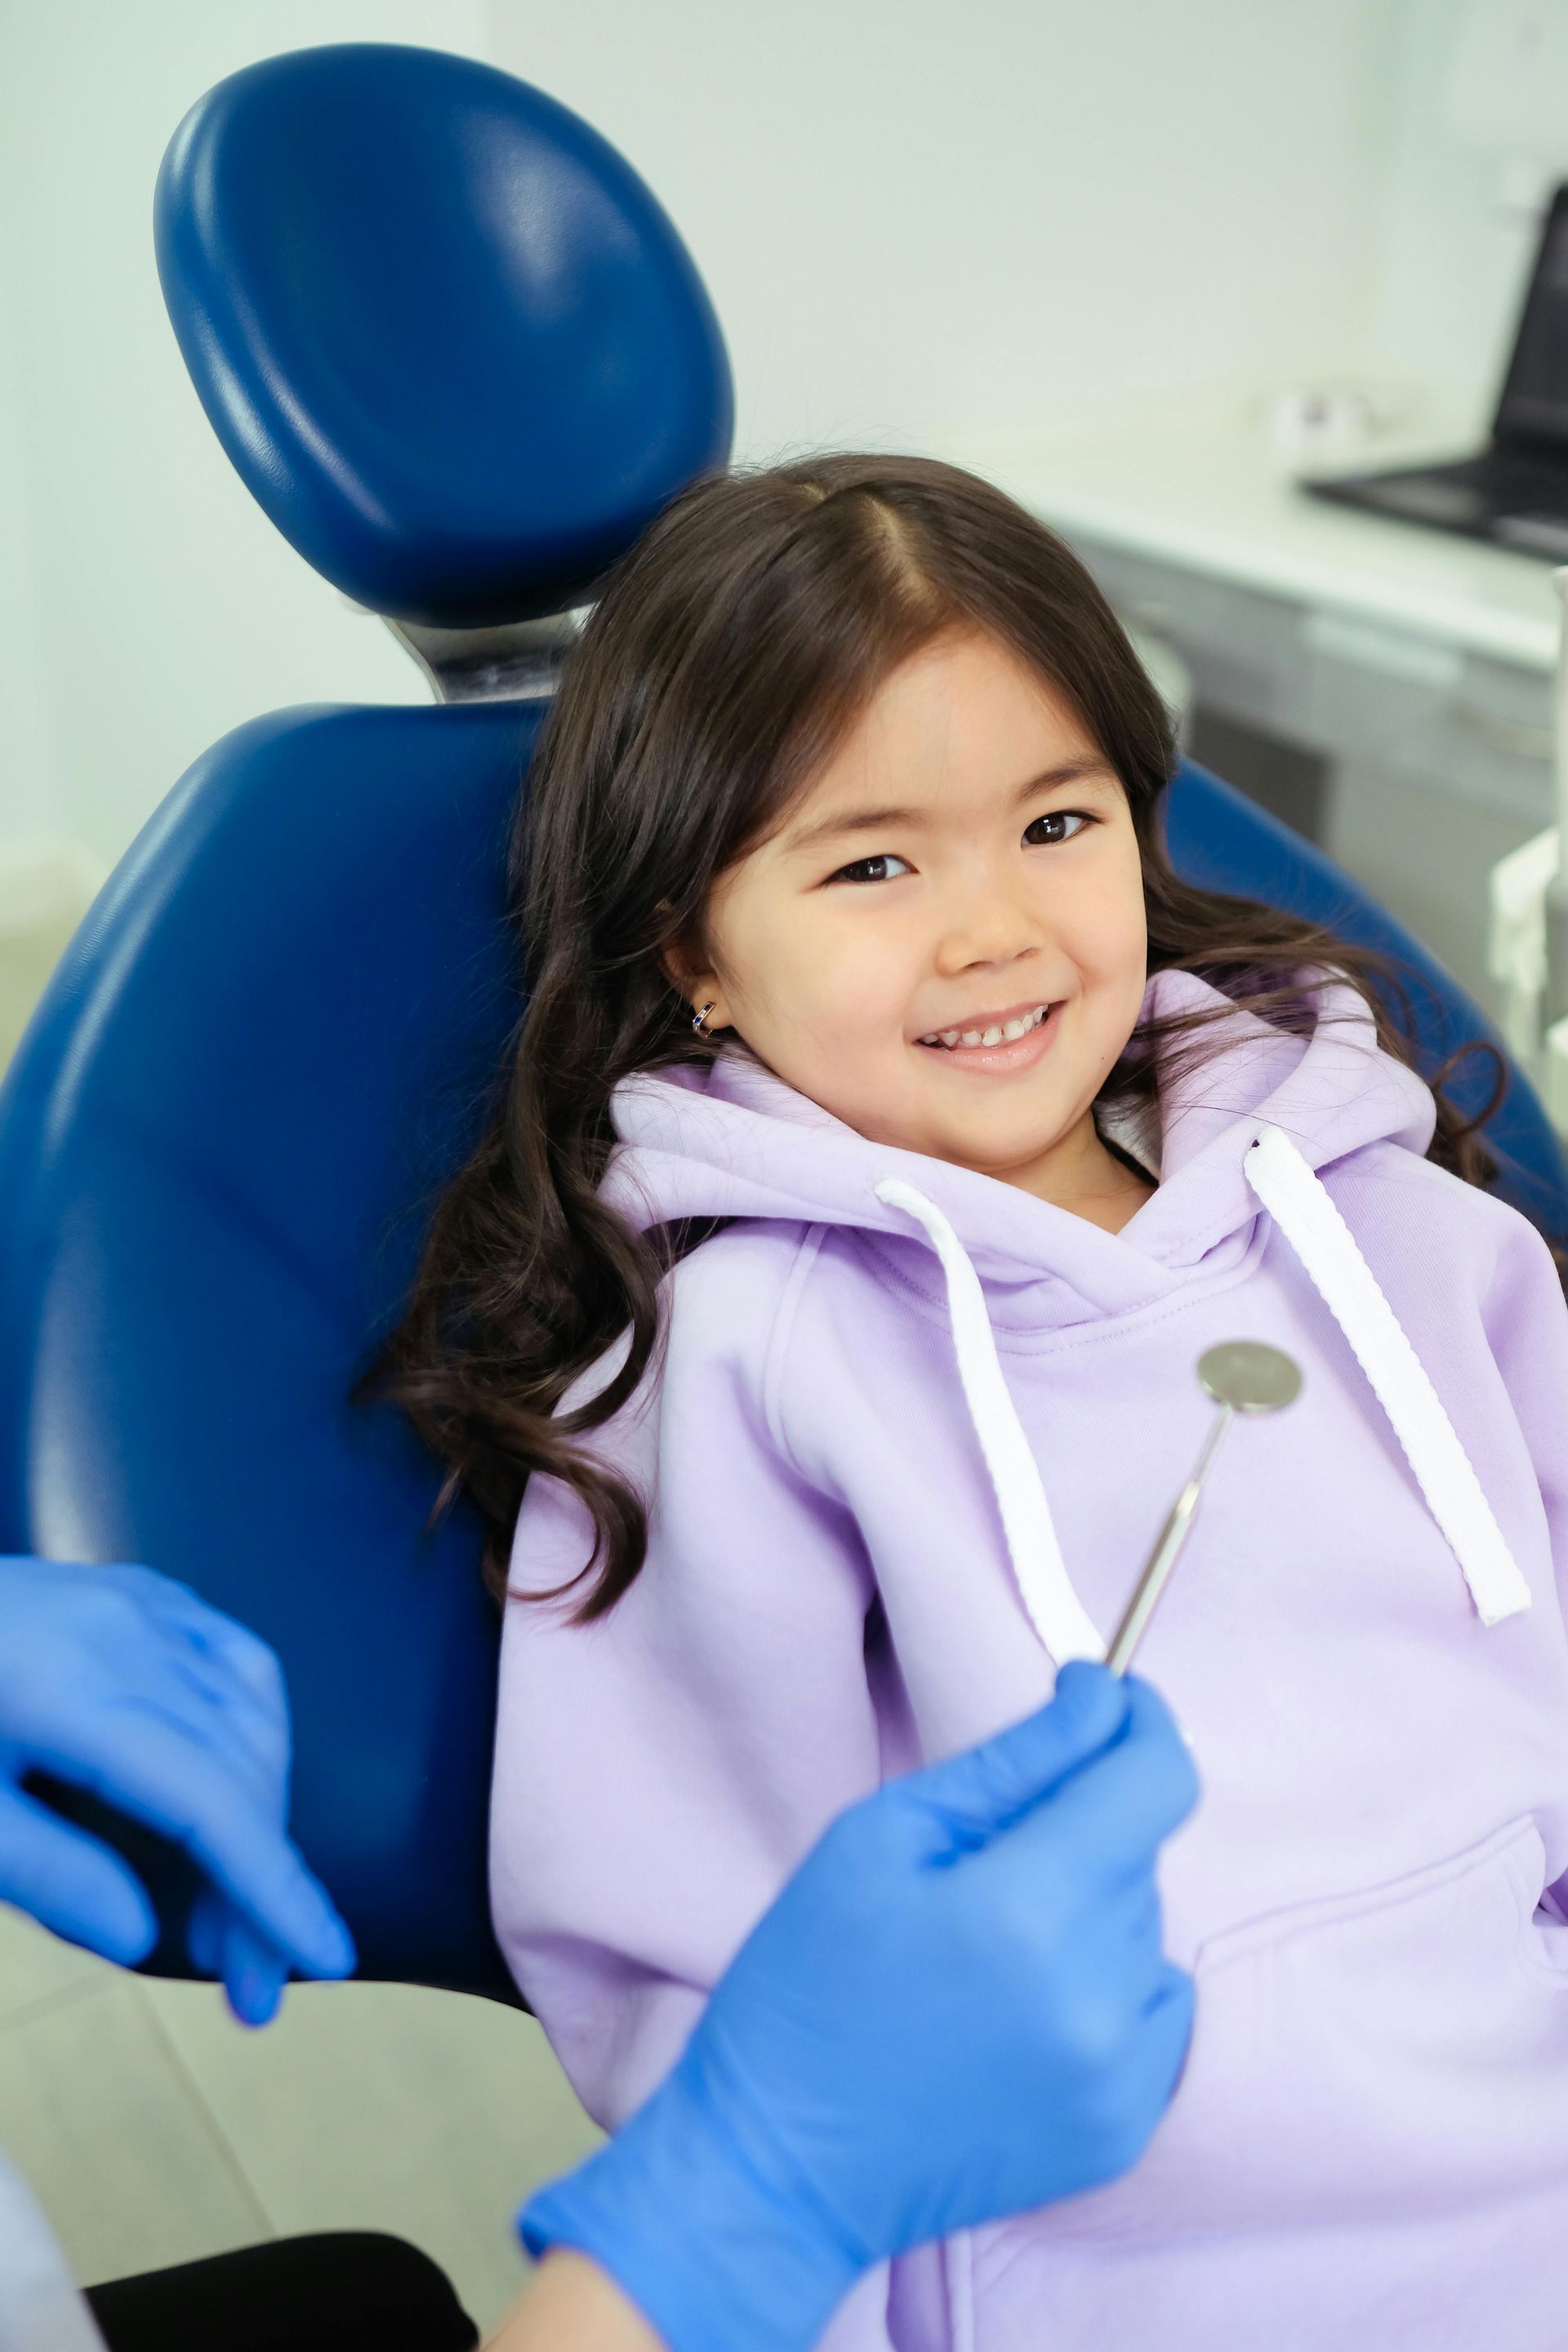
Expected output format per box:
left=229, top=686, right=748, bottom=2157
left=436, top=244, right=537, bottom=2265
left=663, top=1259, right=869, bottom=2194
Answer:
left=488, top=1230, right=887, bottom=2135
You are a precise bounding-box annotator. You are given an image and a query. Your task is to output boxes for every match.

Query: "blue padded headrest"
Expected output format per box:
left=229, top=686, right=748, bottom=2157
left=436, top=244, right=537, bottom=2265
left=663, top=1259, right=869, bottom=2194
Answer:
left=155, top=43, right=734, bottom=627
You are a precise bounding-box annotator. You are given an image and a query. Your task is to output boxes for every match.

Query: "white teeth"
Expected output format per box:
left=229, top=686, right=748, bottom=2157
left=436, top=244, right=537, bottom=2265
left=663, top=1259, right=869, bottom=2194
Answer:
left=921, top=1004, right=1049, bottom=1049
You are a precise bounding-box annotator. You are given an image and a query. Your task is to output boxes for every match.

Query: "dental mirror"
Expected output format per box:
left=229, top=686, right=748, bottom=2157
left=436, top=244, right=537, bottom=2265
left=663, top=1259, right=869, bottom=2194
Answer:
left=1196, top=1339, right=1303, bottom=1417
left=1104, top=1341, right=1302, bottom=1677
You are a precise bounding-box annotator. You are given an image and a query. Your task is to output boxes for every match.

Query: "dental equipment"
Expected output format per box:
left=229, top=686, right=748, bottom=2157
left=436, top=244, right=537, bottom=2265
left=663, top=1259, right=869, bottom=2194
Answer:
left=1105, top=1342, right=1303, bottom=1676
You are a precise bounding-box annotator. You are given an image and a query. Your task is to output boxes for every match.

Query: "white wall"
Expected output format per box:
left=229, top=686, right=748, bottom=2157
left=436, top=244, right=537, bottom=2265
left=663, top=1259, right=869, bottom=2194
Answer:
left=1370, top=0, right=1568, bottom=422
left=0, top=280, right=57, bottom=841
left=3, top=0, right=1545, bottom=874
left=0, top=2, right=487, bottom=871
left=492, top=0, right=1401, bottom=462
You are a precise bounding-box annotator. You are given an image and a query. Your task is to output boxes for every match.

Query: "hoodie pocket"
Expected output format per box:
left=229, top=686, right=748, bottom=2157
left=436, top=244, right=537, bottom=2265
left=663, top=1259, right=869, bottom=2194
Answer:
left=975, top=1815, right=1568, bottom=2289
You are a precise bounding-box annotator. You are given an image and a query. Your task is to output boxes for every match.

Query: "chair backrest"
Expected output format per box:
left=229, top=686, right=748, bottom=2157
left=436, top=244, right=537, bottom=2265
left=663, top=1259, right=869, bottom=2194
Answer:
left=3, top=43, right=1564, bottom=2005
left=6, top=731, right=1560, bottom=2002
left=1165, top=761, right=1568, bottom=1235
left=0, top=703, right=532, bottom=1997
left=0, top=42, right=733, bottom=2001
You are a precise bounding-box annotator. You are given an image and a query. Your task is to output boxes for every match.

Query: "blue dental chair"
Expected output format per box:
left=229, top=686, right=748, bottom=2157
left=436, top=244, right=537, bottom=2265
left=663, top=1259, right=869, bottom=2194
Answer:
left=0, top=42, right=1562, bottom=2007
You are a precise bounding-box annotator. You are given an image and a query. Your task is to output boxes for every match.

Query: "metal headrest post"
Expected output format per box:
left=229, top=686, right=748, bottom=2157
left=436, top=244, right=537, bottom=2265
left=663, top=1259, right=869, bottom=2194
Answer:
left=385, top=611, right=585, bottom=705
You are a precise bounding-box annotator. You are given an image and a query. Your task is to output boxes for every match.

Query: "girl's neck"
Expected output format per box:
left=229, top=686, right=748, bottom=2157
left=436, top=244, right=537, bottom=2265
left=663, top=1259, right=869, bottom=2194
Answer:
left=987, top=1109, right=1156, bottom=1236
left=726, top=1040, right=1159, bottom=1236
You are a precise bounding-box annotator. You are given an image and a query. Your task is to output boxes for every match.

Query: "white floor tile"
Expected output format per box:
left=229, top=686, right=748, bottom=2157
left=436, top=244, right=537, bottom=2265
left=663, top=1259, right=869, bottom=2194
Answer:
left=0, top=1973, right=270, bottom=2287
left=143, top=1976, right=604, bottom=2336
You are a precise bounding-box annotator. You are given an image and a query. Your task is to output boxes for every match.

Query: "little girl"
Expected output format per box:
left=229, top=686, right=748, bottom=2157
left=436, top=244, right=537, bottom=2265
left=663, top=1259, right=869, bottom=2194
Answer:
left=385, top=456, right=1568, bottom=2350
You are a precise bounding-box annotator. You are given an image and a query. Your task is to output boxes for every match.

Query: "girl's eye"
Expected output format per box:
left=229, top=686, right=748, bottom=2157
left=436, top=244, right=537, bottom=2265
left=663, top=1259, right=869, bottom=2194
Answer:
left=1025, top=809, right=1094, bottom=846
left=830, top=853, right=913, bottom=885
left=826, top=811, right=1095, bottom=885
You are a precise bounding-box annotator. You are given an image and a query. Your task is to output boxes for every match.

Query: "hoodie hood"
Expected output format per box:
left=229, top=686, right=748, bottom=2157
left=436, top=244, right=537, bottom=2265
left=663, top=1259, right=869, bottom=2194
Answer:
left=602, top=969, right=1434, bottom=1303
left=603, top=968, right=1527, bottom=1655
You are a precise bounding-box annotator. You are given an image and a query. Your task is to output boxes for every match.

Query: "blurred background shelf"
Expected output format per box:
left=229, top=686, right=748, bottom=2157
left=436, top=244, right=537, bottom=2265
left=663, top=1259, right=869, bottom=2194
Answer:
left=951, top=386, right=1567, bottom=1024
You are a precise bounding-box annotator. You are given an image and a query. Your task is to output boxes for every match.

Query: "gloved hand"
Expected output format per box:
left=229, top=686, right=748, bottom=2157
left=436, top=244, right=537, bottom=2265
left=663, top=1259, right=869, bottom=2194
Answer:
left=0, top=1556, right=355, bottom=2024
left=520, top=1663, right=1198, bottom=2352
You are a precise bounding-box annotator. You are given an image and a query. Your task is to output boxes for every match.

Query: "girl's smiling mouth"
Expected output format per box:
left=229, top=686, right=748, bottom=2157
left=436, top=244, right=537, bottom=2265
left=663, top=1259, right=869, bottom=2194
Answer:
left=915, top=999, right=1061, bottom=1071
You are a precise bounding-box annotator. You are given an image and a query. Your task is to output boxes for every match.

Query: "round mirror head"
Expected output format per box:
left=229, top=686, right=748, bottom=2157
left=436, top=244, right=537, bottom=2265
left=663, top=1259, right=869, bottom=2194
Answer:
left=1197, top=1340, right=1303, bottom=1414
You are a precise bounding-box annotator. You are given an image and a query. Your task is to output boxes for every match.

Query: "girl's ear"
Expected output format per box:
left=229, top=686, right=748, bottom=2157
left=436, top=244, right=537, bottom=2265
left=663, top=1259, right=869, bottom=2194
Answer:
left=653, top=902, right=715, bottom=1011
left=655, top=938, right=697, bottom=1001
left=660, top=961, right=726, bottom=1031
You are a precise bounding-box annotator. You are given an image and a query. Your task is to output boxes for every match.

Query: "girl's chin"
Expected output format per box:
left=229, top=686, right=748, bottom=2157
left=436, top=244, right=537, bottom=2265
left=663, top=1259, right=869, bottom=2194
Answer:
left=907, top=1090, right=1085, bottom=1169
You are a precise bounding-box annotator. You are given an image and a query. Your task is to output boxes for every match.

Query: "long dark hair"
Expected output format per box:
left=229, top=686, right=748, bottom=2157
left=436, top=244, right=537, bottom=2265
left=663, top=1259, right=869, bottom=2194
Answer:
left=373, top=452, right=1512, bottom=1619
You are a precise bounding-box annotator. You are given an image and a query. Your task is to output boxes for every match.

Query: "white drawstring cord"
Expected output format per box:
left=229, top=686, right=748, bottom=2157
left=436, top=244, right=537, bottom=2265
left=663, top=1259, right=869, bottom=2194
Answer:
left=873, top=1177, right=1106, bottom=1665
left=875, top=1127, right=1530, bottom=1661
left=1244, top=1123, right=1531, bottom=1628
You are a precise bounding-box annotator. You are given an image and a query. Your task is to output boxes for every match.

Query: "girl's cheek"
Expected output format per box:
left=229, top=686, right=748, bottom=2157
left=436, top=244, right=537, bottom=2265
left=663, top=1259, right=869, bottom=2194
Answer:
left=1064, top=903, right=1144, bottom=991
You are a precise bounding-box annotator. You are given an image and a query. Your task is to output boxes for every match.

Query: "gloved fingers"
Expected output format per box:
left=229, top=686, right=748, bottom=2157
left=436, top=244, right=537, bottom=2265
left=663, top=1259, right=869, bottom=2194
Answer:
left=39, top=1717, right=354, bottom=1982
left=16, top=1606, right=289, bottom=1804
left=124, top=1588, right=291, bottom=1735
left=85, top=1605, right=293, bottom=1806
left=186, top=1891, right=290, bottom=2025
left=1063, top=1962, right=1196, bottom=2194
left=1004, top=1677, right=1199, bottom=1886
left=880, top=1663, right=1134, bottom=1861
left=0, top=1784, right=157, bottom=1964
left=87, top=1561, right=208, bottom=1617
left=186, top=1886, right=225, bottom=1975
left=104, top=1687, right=286, bottom=1830
left=89, top=1566, right=277, bottom=1691
left=1118, top=1875, right=1160, bottom=1951
left=0, top=1566, right=287, bottom=1803
left=1032, top=1869, right=1171, bottom=2020
left=154, top=1661, right=292, bottom=1794
left=1136, top=1962, right=1196, bottom=2101
left=108, top=1567, right=292, bottom=1739
left=219, top=1909, right=290, bottom=2028
left=108, top=1561, right=252, bottom=1647
left=166, top=1602, right=289, bottom=1717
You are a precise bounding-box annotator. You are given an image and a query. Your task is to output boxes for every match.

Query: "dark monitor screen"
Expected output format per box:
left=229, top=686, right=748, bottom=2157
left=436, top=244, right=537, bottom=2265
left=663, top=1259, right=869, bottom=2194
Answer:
left=1498, top=190, right=1568, bottom=450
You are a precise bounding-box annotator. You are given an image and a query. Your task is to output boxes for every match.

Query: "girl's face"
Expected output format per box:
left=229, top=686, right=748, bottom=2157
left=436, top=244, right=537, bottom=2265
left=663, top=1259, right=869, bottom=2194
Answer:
left=666, top=626, right=1151, bottom=1206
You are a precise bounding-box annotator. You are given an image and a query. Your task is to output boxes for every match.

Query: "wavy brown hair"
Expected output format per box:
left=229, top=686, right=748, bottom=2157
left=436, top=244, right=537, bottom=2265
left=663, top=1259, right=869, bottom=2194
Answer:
left=373, top=452, right=1517, bottom=1619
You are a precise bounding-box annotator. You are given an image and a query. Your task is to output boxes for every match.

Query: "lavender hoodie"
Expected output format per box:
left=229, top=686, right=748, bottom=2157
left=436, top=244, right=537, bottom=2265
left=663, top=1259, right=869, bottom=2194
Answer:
left=491, top=968, right=1568, bottom=2350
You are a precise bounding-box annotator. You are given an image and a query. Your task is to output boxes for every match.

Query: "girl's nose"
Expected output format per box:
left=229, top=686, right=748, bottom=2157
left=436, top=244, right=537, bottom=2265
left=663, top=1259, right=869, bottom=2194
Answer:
left=933, top=881, right=1051, bottom=975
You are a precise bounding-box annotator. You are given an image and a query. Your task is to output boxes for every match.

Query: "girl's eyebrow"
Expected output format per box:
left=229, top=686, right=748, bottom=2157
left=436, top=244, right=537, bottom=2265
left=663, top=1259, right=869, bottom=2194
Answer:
left=780, top=756, right=1118, bottom=856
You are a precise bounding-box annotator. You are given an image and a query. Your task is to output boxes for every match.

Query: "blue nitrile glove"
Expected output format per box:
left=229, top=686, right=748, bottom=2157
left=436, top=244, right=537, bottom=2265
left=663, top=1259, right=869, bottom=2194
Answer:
left=0, top=1556, right=355, bottom=2024
left=520, top=1663, right=1198, bottom=2352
